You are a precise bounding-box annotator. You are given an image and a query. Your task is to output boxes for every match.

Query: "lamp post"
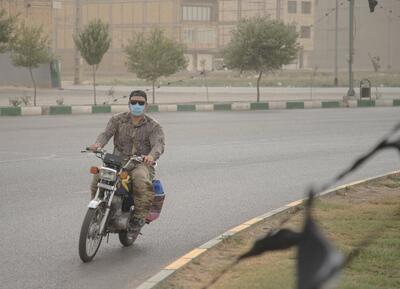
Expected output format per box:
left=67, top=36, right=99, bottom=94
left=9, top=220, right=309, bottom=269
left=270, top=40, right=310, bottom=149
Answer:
left=347, top=0, right=355, bottom=97
left=334, top=0, right=339, bottom=86
left=73, top=0, right=81, bottom=85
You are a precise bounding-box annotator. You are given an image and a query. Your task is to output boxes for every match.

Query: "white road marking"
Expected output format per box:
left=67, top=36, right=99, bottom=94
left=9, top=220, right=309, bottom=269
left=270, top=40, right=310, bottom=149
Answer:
left=71, top=190, right=89, bottom=195
left=0, top=154, right=57, bottom=164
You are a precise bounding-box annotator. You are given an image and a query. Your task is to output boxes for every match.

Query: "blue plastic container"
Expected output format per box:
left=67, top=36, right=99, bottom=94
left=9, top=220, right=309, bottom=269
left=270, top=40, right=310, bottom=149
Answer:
left=152, top=180, right=164, bottom=195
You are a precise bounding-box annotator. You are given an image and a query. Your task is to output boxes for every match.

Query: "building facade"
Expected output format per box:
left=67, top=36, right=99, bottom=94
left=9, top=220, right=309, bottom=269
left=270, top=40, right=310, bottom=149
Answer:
left=1, top=0, right=315, bottom=75
left=0, top=0, right=53, bottom=35
left=312, top=0, right=400, bottom=72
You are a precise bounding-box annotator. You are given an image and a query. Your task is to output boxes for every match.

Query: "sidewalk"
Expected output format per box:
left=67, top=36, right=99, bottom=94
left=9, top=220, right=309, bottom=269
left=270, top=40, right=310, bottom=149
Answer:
left=1, top=84, right=400, bottom=107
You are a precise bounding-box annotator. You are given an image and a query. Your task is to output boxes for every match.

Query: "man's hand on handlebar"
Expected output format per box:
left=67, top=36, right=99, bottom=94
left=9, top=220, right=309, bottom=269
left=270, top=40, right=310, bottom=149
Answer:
left=142, top=155, right=154, bottom=166
left=89, top=143, right=102, bottom=152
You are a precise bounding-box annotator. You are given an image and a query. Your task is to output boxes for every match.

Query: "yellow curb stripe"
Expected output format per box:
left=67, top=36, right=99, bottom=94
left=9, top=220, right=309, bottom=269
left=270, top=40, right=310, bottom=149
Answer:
left=165, top=258, right=191, bottom=270
left=244, top=217, right=264, bottom=225
left=286, top=200, right=303, bottom=207
left=165, top=248, right=207, bottom=270
left=229, top=224, right=251, bottom=233
left=181, top=248, right=207, bottom=259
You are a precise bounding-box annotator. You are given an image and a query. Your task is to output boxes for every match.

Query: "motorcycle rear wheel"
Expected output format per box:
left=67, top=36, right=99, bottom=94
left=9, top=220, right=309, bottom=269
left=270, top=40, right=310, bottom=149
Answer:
left=79, top=207, right=104, bottom=262
left=118, top=230, right=137, bottom=247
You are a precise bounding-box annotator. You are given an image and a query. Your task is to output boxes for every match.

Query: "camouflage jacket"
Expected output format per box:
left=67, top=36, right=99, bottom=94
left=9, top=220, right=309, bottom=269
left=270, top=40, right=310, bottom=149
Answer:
left=95, top=112, right=165, bottom=161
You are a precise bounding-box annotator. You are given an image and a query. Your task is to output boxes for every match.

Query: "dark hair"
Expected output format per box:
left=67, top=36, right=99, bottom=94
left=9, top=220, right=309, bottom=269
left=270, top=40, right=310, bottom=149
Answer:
left=129, top=90, right=147, bottom=102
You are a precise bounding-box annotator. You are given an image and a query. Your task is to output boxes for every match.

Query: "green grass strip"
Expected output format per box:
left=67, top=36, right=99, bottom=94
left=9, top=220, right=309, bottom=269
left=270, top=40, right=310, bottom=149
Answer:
left=250, top=102, right=269, bottom=110
left=92, top=105, right=111, bottom=113
left=177, top=104, right=196, bottom=112
left=147, top=105, right=159, bottom=112
left=321, top=101, right=340, bottom=108
left=49, top=106, right=72, bottom=115
left=357, top=99, right=375, bottom=107
left=0, top=107, right=21, bottom=116
left=393, top=99, right=400, bottom=106
left=286, top=101, right=304, bottom=109
left=157, top=175, right=400, bottom=289
left=214, top=103, right=232, bottom=111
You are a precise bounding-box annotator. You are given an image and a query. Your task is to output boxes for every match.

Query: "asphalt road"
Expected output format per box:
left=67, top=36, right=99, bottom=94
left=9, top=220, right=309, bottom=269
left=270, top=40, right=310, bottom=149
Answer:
left=1, top=108, right=399, bottom=289
left=1, top=85, right=400, bottom=106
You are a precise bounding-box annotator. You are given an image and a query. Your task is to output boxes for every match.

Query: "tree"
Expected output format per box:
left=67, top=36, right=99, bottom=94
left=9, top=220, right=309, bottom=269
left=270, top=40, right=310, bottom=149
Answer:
left=224, top=17, right=299, bottom=102
left=0, top=9, right=16, bottom=53
left=125, top=27, right=187, bottom=104
left=10, top=22, right=51, bottom=106
left=74, top=19, right=111, bottom=105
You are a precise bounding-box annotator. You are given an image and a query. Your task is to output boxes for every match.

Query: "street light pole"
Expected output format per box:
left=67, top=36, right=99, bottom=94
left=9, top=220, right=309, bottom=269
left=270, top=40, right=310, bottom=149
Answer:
left=73, top=0, right=81, bottom=85
left=347, top=0, right=355, bottom=96
left=334, top=0, right=339, bottom=86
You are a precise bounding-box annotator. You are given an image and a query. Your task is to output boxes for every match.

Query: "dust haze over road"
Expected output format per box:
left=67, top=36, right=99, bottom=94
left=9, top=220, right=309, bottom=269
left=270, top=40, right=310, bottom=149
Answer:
left=0, top=108, right=399, bottom=289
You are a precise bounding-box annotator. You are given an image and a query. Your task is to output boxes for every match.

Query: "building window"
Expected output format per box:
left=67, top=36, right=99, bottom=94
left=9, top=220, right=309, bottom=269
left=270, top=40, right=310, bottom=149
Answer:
left=300, top=26, right=311, bottom=38
left=197, top=29, right=215, bottom=44
left=182, top=6, right=212, bottom=21
left=183, top=28, right=195, bottom=44
left=183, top=28, right=216, bottom=45
left=301, top=1, right=312, bottom=14
left=288, top=1, right=297, bottom=14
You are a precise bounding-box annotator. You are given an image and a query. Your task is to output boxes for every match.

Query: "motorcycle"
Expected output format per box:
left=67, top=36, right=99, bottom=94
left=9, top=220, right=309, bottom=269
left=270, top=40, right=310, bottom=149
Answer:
left=79, top=148, right=165, bottom=263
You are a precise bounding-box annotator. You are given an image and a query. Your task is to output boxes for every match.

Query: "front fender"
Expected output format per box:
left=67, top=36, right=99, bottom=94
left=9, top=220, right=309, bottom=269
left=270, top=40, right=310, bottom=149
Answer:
left=88, top=199, right=102, bottom=209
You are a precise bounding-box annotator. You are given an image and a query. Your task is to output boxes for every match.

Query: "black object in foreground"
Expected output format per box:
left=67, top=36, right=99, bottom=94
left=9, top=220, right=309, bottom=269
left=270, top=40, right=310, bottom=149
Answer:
left=239, top=228, right=302, bottom=260
left=239, top=192, right=344, bottom=289
left=297, top=205, right=343, bottom=289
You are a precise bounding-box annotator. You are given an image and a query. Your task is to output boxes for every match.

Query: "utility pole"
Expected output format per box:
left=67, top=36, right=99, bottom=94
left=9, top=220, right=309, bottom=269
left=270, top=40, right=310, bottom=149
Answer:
left=347, top=0, right=355, bottom=97
left=334, top=0, right=339, bottom=86
left=73, top=0, right=81, bottom=85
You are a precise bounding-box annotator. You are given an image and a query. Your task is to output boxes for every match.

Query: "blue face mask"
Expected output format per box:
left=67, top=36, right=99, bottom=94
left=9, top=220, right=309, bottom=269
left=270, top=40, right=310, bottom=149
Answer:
left=129, top=103, right=145, bottom=116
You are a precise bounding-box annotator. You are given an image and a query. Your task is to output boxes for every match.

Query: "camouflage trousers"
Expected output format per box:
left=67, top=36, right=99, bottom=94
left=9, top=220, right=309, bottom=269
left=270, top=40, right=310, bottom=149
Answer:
left=90, top=164, right=155, bottom=221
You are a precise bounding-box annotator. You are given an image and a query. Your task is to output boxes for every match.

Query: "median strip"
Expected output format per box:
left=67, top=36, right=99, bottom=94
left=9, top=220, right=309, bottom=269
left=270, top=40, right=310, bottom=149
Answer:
left=1, top=99, right=399, bottom=117
left=177, top=104, right=196, bottom=112
left=321, top=101, right=340, bottom=108
left=358, top=99, right=376, bottom=107
left=250, top=102, right=269, bottom=110
left=0, top=107, right=21, bottom=116
left=92, top=105, right=111, bottom=114
left=133, top=170, right=400, bottom=289
left=49, top=105, right=72, bottom=115
left=286, top=101, right=305, bottom=109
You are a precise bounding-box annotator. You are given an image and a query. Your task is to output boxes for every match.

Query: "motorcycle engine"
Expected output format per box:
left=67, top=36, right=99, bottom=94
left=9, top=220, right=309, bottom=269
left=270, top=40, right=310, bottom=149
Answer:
left=109, top=196, right=130, bottom=232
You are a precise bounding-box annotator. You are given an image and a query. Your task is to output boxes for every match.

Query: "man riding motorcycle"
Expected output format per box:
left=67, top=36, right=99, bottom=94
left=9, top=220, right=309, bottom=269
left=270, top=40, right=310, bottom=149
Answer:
left=89, top=90, right=165, bottom=239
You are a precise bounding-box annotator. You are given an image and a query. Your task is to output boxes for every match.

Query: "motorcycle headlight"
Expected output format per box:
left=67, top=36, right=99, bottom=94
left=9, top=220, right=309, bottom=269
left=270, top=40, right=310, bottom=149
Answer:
left=100, top=167, right=117, bottom=182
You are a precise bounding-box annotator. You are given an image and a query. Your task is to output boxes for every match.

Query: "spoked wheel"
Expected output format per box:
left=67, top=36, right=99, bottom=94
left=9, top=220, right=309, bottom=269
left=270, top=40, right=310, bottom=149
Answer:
left=79, top=207, right=104, bottom=262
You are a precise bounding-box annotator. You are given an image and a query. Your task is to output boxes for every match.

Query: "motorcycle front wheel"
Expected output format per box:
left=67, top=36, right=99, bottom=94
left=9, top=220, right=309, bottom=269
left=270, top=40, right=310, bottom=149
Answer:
left=79, top=207, right=104, bottom=262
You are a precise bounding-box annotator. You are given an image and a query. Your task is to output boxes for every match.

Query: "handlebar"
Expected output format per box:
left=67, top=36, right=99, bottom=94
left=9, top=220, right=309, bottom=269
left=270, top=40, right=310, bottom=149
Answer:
left=82, top=148, right=157, bottom=167
left=125, top=155, right=157, bottom=168
left=81, top=147, right=105, bottom=154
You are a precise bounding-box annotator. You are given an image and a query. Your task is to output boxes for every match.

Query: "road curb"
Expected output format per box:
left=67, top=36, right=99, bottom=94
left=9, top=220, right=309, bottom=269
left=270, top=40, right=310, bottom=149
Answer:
left=134, top=170, right=400, bottom=289
left=1, top=99, right=399, bottom=117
